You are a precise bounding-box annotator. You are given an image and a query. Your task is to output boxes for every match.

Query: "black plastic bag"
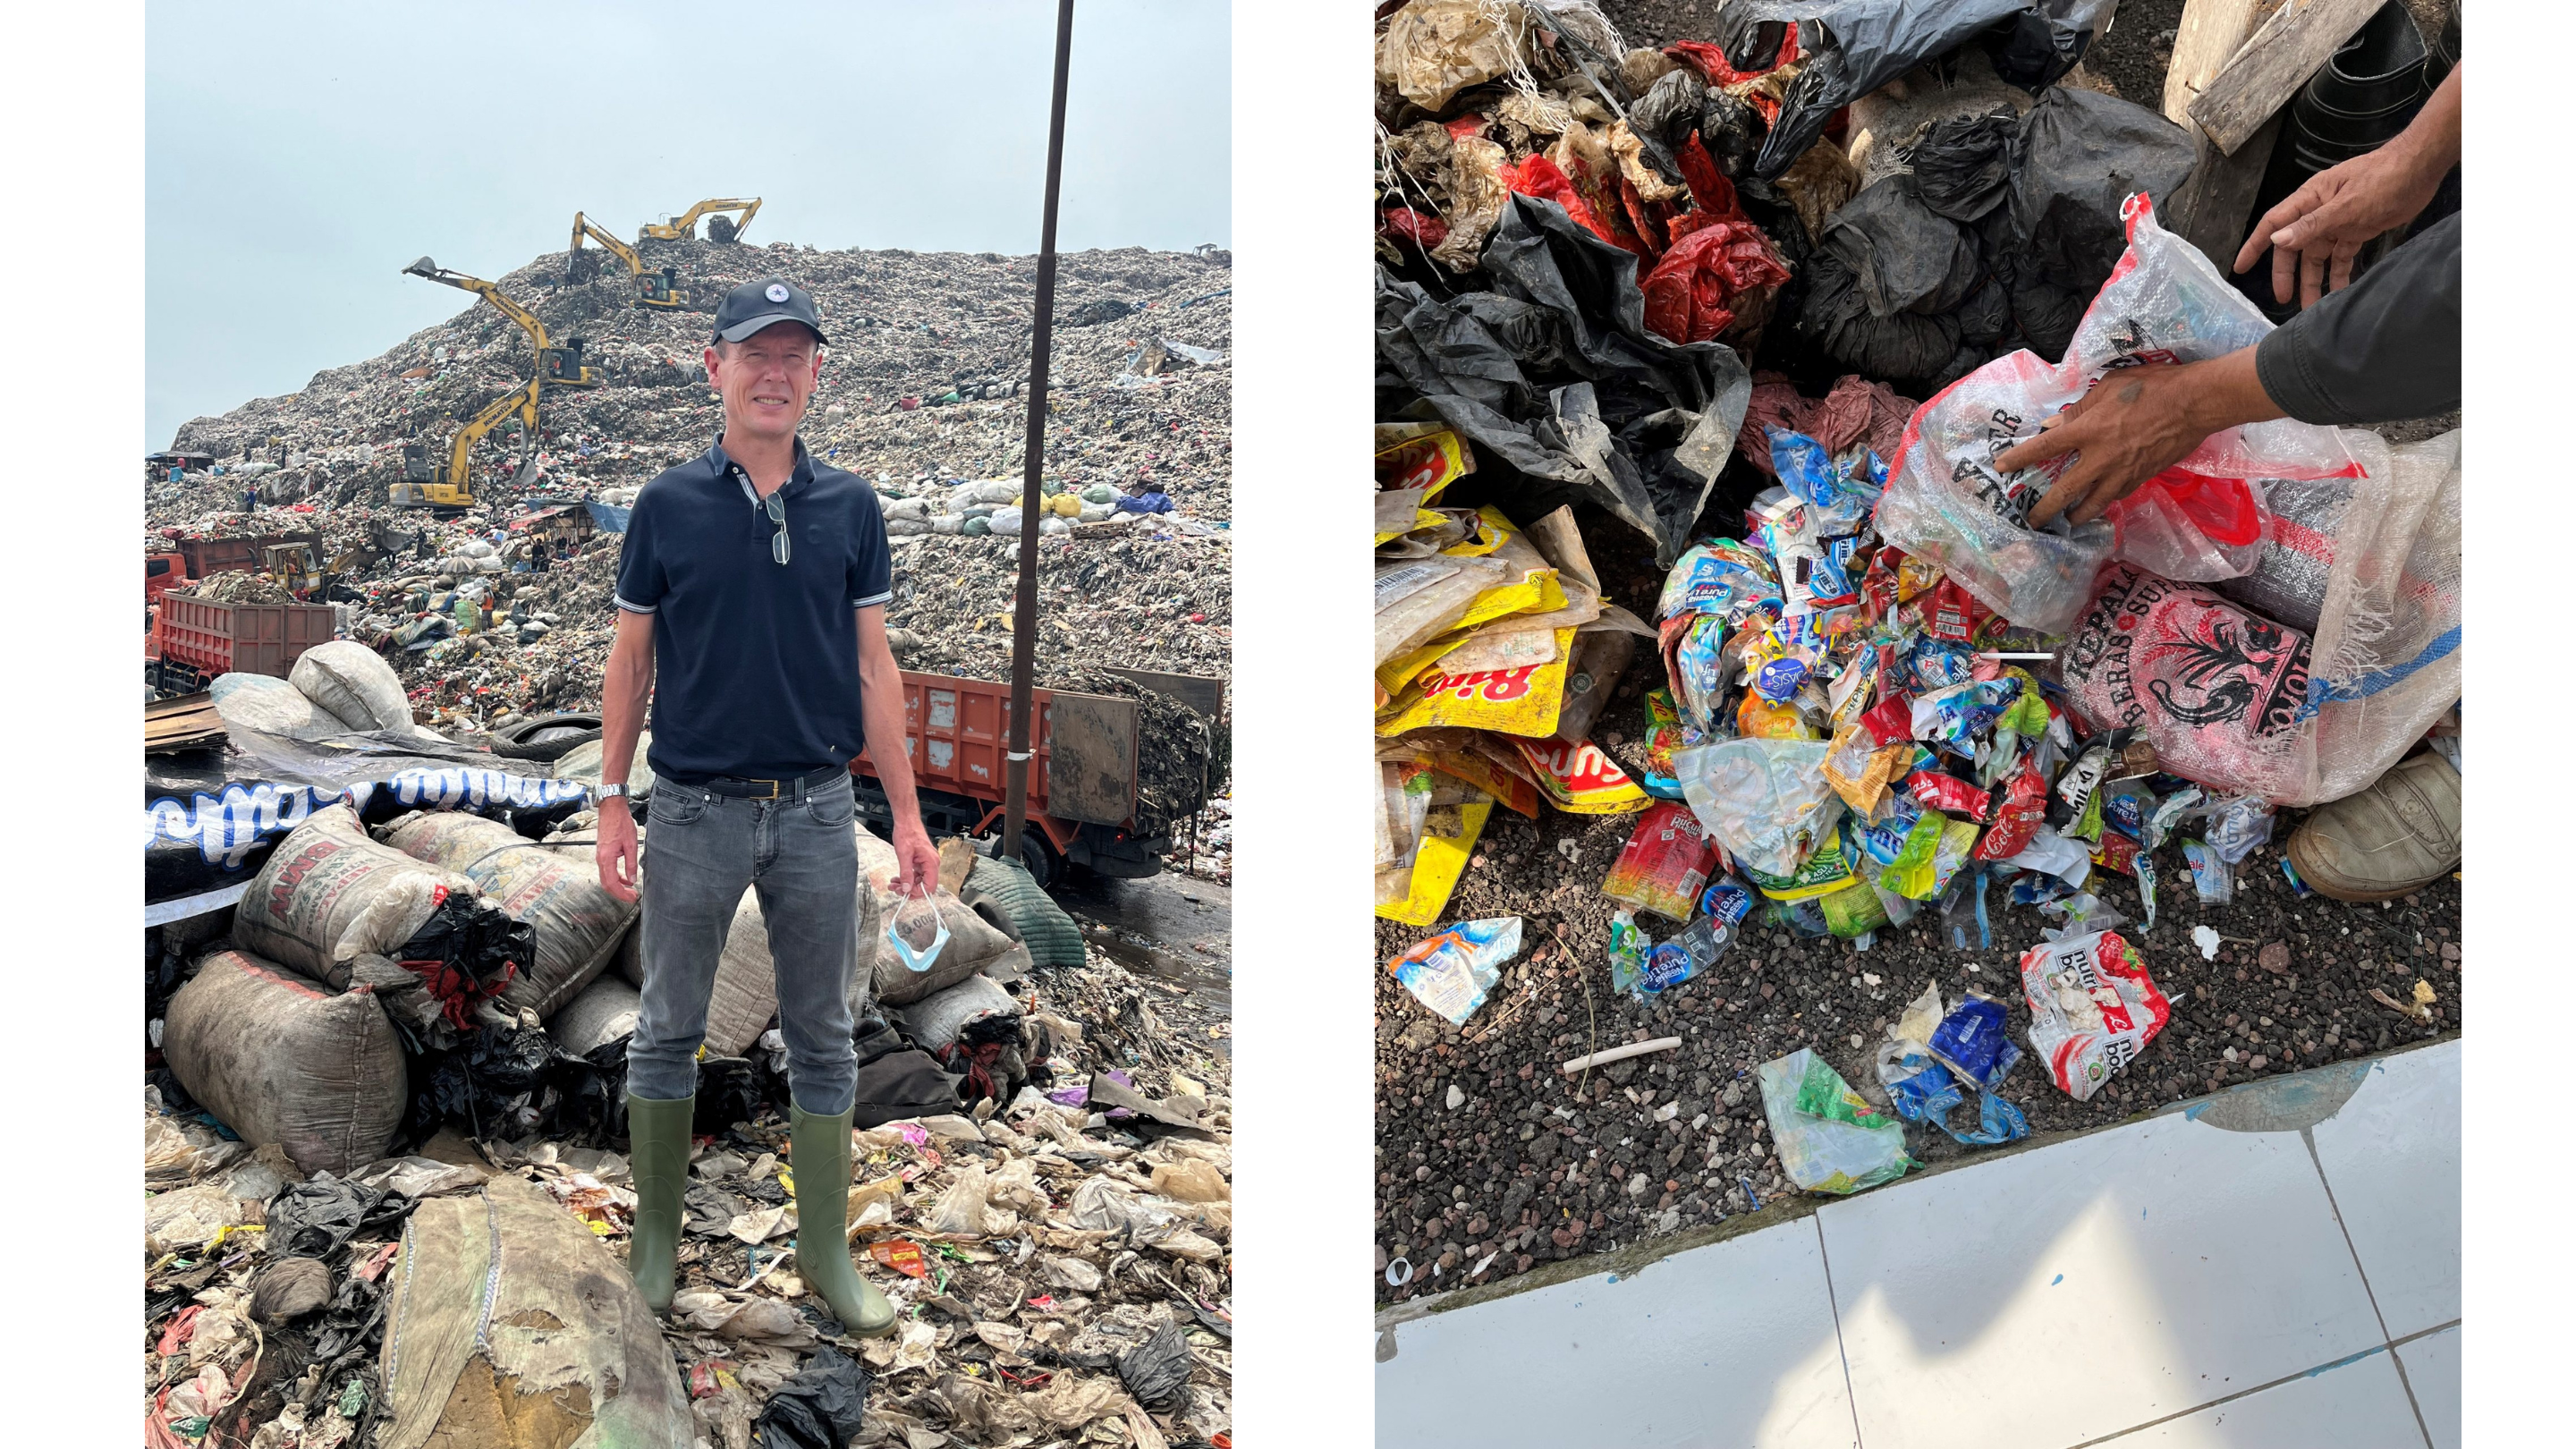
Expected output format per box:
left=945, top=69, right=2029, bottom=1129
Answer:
left=751, top=1346, right=870, bottom=1449
left=1375, top=194, right=1750, bottom=565
left=1906, top=110, right=2020, bottom=222
left=2009, top=88, right=2198, bottom=291
left=1625, top=68, right=1707, bottom=185
left=1820, top=177, right=1984, bottom=318
left=1720, top=0, right=2114, bottom=178
left=269, top=1177, right=401, bottom=1261
left=1117, top=1322, right=1198, bottom=1410
left=850, top=1019, right=963, bottom=1128
left=1796, top=248, right=1965, bottom=386
left=419, top=1020, right=558, bottom=1140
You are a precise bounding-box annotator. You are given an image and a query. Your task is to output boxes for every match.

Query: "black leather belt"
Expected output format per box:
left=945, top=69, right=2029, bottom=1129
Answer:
left=684, top=764, right=845, bottom=801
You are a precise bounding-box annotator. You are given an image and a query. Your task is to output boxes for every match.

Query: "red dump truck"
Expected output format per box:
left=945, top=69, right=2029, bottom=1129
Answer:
left=851, top=669, right=1220, bottom=887
left=148, top=593, right=338, bottom=696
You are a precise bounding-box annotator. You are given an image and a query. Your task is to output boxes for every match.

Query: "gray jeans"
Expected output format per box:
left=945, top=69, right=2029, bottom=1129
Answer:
left=628, top=773, right=861, bottom=1114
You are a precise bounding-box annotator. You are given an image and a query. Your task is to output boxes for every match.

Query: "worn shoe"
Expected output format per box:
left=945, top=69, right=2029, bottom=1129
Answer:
left=789, top=1102, right=900, bottom=1338
left=2287, top=752, right=2461, bottom=902
left=624, top=1091, right=695, bottom=1313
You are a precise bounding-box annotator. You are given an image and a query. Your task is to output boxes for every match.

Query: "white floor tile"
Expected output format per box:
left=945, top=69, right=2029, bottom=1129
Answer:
left=1819, top=1114, right=2384, bottom=1449
left=1374, top=1217, right=1857, bottom=1449
left=2089, top=1348, right=2428, bottom=1447
left=2394, top=1326, right=2459, bottom=1449
left=2309, top=1041, right=2461, bottom=1337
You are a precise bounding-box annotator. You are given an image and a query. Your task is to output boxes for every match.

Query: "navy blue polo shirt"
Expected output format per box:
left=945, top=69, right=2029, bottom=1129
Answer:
left=614, top=437, right=894, bottom=781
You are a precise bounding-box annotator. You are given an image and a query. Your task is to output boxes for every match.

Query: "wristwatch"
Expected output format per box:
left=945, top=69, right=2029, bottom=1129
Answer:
left=599, top=784, right=629, bottom=802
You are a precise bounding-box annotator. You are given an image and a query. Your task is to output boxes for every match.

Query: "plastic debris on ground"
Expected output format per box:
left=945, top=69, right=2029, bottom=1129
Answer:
left=147, top=875, right=1233, bottom=1445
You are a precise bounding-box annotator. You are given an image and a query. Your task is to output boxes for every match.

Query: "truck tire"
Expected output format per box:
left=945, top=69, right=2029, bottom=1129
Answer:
left=964, top=855, right=1088, bottom=968
left=1017, top=830, right=1064, bottom=892
left=488, top=716, right=604, bottom=763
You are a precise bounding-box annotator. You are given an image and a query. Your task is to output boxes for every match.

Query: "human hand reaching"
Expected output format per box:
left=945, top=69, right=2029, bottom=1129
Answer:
left=2233, top=64, right=2459, bottom=308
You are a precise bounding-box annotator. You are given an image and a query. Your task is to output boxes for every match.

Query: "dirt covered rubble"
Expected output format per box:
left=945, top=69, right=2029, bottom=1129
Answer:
left=148, top=233, right=1233, bottom=743
left=146, top=914, right=1235, bottom=1448
left=1370, top=0, right=2462, bottom=1308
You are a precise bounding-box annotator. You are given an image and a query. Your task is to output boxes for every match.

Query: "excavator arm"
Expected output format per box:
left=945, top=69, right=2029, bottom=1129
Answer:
left=404, top=257, right=551, bottom=350
left=639, top=197, right=760, bottom=244
left=568, top=213, right=645, bottom=278
left=402, top=256, right=598, bottom=386
left=447, top=377, right=542, bottom=494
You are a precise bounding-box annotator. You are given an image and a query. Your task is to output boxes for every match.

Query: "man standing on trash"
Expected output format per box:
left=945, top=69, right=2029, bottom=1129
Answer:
left=1994, top=64, right=2462, bottom=905
left=593, top=276, right=940, bottom=1337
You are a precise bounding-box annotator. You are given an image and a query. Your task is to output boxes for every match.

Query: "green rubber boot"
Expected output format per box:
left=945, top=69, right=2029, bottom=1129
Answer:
left=624, top=1092, right=695, bottom=1314
left=789, top=1102, right=899, bottom=1338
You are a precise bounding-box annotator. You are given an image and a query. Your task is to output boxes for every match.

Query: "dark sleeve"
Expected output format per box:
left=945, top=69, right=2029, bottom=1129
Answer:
left=2254, top=212, right=2460, bottom=426
left=614, top=491, right=665, bottom=614
left=848, top=487, right=893, bottom=609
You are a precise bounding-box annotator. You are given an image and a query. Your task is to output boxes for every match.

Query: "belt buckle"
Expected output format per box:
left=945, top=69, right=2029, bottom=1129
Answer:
left=755, top=777, right=779, bottom=801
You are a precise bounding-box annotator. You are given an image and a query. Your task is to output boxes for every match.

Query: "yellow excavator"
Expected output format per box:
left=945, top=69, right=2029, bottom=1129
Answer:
left=392, top=375, right=539, bottom=510
left=568, top=211, right=687, bottom=309
left=402, top=256, right=601, bottom=388
left=640, top=197, right=760, bottom=244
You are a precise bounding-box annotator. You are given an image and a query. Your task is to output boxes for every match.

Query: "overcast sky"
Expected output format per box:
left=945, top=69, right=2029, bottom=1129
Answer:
left=144, top=0, right=1230, bottom=451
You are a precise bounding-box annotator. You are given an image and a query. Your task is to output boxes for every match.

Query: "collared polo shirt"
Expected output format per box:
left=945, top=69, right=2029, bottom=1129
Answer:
left=614, top=436, right=894, bottom=781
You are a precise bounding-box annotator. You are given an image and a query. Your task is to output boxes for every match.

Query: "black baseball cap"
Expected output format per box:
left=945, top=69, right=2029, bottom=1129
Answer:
left=713, top=278, right=829, bottom=345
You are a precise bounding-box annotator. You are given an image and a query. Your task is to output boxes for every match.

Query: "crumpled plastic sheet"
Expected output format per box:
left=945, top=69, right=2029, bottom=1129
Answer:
left=1716, top=0, right=2115, bottom=178
left=1674, top=737, right=1845, bottom=880
left=749, top=1346, right=872, bottom=1449
left=1376, top=194, right=1751, bottom=567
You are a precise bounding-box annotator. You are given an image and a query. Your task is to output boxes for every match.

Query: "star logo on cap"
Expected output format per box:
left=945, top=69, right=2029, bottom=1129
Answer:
left=766, top=284, right=790, bottom=302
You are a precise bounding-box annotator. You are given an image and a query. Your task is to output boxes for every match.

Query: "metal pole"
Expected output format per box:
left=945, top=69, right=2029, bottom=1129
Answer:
left=1002, top=0, right=1074, bottom=862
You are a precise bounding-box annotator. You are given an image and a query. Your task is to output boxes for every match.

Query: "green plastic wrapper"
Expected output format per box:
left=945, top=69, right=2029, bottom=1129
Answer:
left=1758, top=1048, right=1917, bottom=1196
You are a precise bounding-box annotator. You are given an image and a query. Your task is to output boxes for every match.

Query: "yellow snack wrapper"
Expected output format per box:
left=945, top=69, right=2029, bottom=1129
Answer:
left=1510, top=735, right=1651, bottom=815
left=1737, top=691, right=1819, bottom=741
left=1377, top=800, right=1493, bottom=927
left=1377, top=627, right=1575, bottom=737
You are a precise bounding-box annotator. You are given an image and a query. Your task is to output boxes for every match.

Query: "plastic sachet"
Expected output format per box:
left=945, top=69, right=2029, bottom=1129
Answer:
left=1758, top=1048, right=1916, bottom=1196
left=2018, top=928, right=2170, bottom=1101
left=1388, top=917, right=1523, bottom=1026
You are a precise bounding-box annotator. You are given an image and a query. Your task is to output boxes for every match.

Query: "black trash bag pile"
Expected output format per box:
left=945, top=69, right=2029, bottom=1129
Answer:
left=1788, top=87, right=2195, bottom=393
left=751, top=1347, right=874, bottom=1449
left=1717, top=0, right=2119, bottom=177
left=1377, top=193, right=1752, bottom=566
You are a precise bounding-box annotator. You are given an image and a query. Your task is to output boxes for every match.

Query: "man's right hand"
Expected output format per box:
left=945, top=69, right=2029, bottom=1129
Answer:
left=597, top=797, right=641, bottom=902
left=2233, top=64, right=2458, bottom=308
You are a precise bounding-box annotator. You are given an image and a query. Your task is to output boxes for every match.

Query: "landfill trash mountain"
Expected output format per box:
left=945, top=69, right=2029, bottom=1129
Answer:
left=149, top=234, right=1232, bottom=741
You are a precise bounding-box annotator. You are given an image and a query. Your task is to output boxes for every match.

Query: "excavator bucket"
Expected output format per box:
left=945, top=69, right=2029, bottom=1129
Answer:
left=708, top=215, right=738, bottom=243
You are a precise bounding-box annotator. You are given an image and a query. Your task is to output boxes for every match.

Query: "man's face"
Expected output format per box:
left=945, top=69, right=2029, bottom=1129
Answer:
left=705, top=323, right=823, bottom=445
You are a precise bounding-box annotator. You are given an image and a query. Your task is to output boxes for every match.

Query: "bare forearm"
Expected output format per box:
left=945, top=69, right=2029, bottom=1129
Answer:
left=859, top=651, right=923, bottom=831
left=2397, top=64, right=2461, bottom=182
left=600, top=620, right=655, bottom=788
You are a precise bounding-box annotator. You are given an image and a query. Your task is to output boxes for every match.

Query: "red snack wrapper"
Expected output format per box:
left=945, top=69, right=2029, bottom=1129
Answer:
left=2092, top=829, right=2141, bottom=877
left=1925, top=577, right=1994, bottom=643
left=1973, top=762, right=2050, bottom=860
left=1600, top=801, right=1721, bottom=922
left=1906, top=770, right=1991, bottom=819
left=1860, top=691, right=1915, bottom=747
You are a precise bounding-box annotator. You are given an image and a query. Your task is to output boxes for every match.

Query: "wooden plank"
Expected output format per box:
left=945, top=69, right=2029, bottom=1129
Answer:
left=2163, top=0, right=2279, bottom=129
left=2168, top=111, right=2286, bottom=272
left=145, top=692, right=228, bottom=753
left=2189, top=0, right=2385, bottom=155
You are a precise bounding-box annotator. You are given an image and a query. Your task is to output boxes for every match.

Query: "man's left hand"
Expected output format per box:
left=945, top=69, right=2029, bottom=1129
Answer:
left=893, top=820, right=940, bottom=898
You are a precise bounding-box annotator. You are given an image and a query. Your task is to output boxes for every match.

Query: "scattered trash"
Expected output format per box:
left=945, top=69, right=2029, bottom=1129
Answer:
left=1388, top=917, right=1525, bottom=1026
left=2019, top=930, right=2170, bottom=1102
left=2191, top=925, right=2223, bottom=962
left=1559, top=1036, right=1683, bottom=1076
left=1756, top=1047, right=1917, bottom=1194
